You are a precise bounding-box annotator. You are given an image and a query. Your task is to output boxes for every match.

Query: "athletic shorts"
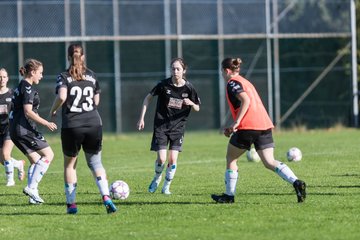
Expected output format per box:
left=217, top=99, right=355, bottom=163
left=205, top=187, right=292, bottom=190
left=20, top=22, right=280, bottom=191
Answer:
left=61, top=126, right=102, bottom=157
left=150, top=129, right=184, bottom=152
left=10, top=131, right=49, bottom=155
left=229, top=129, right=275, bottom=151
left=0, top=130, right=11, bottom=148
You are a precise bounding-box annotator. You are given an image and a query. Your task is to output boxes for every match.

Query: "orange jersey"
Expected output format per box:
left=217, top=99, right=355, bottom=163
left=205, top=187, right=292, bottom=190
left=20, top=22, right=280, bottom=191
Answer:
left=226, top=75, right=274, bottom=130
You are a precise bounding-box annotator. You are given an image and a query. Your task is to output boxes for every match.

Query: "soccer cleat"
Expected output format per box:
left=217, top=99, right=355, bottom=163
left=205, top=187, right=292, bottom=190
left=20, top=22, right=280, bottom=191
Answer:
left=67, top=203, right=78, bottom=214
left=293, top=179, right=306, bottom=203
left=161, top=181, right=171, bottom=195
left=29, top=197, right=42, bottom=205
left=211, top=193, right=235, bottom=204
left=103, top=199, right=117, bottom=214
left=17, top=160, right=26, bottom=181
left=148, top=175, right=162, bottom=193
left=23, top=186, right=44, bottom=203
left=6, top=180, right=15, bottom=187
left=161, top=188, right=171, bottom=195
left=29, top=198, right=40, bottom=205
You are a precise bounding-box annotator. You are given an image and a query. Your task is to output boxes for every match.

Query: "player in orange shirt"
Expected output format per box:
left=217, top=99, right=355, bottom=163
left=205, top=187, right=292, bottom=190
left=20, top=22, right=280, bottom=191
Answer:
left=211, top=57, right=306, bottom=203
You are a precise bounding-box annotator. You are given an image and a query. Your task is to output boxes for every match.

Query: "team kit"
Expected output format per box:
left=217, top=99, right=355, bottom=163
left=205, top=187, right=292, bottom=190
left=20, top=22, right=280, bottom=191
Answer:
left=0, top=49, right=306, bottom=214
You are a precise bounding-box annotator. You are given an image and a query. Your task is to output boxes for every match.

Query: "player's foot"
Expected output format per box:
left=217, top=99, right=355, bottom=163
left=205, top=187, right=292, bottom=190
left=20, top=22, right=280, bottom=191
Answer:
left=103, top=198, right=117, bottom=214
left=17, top=160, right=26, bottom=181
left=161, top=181, right=171, bottom=195
left=6, top=180, right=15, bottom=187
left=293, top=179, right=306, bottom=203
left=148, top=175, right=162, bottom=193
left=29, top=197, right=42, bottom=205
left=23, top=186, right=44, bottom=203
left=211, top=193, right=235, bottom=204
left=67, top=203, right=78, bottom=214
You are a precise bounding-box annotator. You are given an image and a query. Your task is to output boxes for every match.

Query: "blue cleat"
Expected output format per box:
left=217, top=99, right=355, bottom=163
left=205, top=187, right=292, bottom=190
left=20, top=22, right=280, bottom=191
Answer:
left=104, top=199, right=117, bottom=214
left=67, top=203, right=78, bottom=214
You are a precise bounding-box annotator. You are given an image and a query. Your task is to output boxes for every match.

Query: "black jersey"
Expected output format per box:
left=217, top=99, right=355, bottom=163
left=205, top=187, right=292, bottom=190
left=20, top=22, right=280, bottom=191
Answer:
left=150, top=78, right=200, bottom=131
left=10, top=80, right=40, bottom=134
left=0, top=89, right=13, bottom=134
left=56, top=69, right=102, bottom=128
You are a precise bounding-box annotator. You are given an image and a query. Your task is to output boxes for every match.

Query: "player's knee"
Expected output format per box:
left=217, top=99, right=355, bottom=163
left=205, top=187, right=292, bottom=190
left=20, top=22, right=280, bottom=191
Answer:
left=46, top=152, right=54, bottom=162
left=85, top=152, right=103, bottom=171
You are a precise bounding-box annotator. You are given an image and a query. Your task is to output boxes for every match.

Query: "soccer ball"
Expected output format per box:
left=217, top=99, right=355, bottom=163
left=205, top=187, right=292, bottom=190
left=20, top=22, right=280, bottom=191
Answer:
left=286, top=147, right=302, bottom=162
left=246, top=148, right=261, bottom=162
left=110, top=180, right=130, bottom=200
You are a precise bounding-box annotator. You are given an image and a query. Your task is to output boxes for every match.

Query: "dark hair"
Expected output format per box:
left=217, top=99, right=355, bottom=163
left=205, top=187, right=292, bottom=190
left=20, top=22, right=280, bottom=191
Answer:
left=19, top=59, right=43, bottom=77
left=68, top=43, right=86, bottom=81
left=171, top=57, right=187, bottom=71
left=221, top=58, right=242, bottom=73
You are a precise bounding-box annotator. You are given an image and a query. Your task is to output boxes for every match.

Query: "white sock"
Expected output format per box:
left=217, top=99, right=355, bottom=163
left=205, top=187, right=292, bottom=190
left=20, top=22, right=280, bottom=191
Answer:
left=154, top=161, right=165, bottom=179
left=163, top=164, right=177, bottom=188
left=225, top=169, right=238, bottom=196
left=4, top=160, right=14, bottom=182
left=275, top=162, right=298, bottom=184
left=29, top=158, right=50, bottom=189
left=95, top=175, right=110, bottom=196
left=11, top=158, right=20, bottom=169
left=28, top=164, right=35, bottom=184
left=65, top=183, right=77, bottom=204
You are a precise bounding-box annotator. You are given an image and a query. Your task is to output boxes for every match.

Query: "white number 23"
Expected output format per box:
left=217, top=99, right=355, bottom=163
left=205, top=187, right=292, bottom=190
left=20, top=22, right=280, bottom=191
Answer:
left=70, top=86, right=94, bottom=112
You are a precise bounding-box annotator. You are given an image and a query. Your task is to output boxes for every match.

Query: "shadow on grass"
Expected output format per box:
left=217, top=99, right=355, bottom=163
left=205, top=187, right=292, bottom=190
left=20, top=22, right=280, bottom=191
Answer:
left=330, top=173, right=360, bottom=177
left=311, top=184, right=360, bottom=189
left=0, top=212, right=105, bottom=216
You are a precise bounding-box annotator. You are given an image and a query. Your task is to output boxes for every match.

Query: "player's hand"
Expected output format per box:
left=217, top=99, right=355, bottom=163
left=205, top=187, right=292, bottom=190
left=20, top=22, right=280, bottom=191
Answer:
left=223, top=127, right=233, bottom=137
left=49, top=111, right=56, bottom=119
left=183, top=98, right=194, bottom=106
left=46, top=121, right=57, bottom=131
left=137, top=120, right=145, bottom=131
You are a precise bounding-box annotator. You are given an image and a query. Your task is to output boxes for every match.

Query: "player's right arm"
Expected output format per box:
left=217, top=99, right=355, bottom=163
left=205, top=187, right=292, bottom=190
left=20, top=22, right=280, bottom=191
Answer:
left=137, top=93, right=153, bottom=131
left=230, top=91, right=250, bottom=131
left=50, top=86, right=67, bottom=117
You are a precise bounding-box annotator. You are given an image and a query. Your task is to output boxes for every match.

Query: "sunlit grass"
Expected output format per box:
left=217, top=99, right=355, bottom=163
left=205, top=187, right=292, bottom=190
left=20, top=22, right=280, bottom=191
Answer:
left=0, top=129, right=359, bottom=239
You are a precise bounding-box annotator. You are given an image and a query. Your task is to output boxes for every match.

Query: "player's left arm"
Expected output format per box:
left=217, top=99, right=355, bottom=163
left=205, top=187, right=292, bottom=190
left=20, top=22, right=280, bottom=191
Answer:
left=94, top=93, right=100, bottom=106
left=24, top=104, right=57, bottom=131
left=183, top=86, right=200, bottom=112
left=183, top=98, right=200, bottom=112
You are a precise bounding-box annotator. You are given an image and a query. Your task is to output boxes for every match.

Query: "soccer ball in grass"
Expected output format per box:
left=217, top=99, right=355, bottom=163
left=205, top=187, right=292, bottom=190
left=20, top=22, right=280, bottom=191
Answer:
left=286, top=147, right=302, bottom=162
left=110, top=180, right=130, bottom=200
left=246, top=148, right=261, bottom=162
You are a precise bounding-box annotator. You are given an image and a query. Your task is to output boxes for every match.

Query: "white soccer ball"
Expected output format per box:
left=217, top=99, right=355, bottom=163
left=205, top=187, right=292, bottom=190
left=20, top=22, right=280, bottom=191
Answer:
left=110, top=180, right=130, bottom=200
left=287, top=147, right=302, bottom=162
left=246, top=148, right=261, bottom=162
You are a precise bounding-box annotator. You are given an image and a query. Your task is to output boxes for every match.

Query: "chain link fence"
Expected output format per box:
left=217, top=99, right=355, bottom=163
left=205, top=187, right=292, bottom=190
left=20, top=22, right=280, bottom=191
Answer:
left=0, top=0, right=355, bottom=132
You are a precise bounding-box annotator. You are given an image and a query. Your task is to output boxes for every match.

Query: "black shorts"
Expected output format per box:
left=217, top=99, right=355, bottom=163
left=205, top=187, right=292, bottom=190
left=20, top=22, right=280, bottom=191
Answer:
left=10, top=131, right=49, bottom=155
left=150, top=129, right=184, bottom=152
left=229, top=129, right=275, bottom=151
left=0, top=130, right=11, bottom=148
left=61, top=126, right=102, bottom=157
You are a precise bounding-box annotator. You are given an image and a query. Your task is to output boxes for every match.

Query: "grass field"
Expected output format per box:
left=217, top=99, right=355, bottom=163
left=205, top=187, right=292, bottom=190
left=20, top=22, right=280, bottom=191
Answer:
left=0, top=129, right=359, bottom=240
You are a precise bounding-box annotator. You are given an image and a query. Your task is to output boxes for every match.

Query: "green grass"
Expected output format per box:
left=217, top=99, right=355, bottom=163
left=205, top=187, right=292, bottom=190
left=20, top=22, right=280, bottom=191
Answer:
left=0, top=129, right=360, bottom=239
